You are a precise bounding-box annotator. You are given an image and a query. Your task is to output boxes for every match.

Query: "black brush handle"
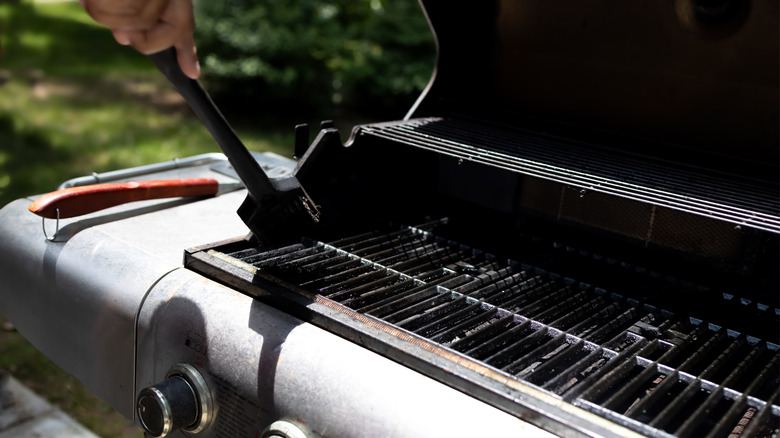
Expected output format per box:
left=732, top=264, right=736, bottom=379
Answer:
left=148, top=47, right=276, bottom=201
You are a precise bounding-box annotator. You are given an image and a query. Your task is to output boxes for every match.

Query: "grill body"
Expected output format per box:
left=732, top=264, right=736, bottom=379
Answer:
left=0, top=1, right=777, bottom=437
left=185, top=184, right=779, bottom=437
left=0, top=155, right=555, bottom=437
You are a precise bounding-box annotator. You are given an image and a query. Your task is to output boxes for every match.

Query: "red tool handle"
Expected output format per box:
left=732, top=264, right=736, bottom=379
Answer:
left=28, top=178, right=219, bottom=219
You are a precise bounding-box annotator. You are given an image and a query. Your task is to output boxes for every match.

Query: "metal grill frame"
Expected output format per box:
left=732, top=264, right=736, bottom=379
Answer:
left=186, top=239, right=643, bottom=438
left=185, top=223, right=779, bottom=438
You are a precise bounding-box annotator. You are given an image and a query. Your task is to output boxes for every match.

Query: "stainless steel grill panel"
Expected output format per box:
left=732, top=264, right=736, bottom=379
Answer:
left=190, top=219, right=779, bottom=437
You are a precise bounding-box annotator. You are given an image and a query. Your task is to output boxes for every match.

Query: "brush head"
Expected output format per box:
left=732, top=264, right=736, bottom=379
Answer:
left=236, top=175, right=320, bottom=248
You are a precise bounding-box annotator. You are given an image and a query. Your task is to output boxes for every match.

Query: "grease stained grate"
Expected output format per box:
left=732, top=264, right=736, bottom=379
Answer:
left=209, top=218, right=779, bottom=437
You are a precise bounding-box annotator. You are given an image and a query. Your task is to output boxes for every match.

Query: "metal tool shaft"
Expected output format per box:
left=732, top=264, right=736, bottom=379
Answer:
left=148, top=48, right=279, bottom=203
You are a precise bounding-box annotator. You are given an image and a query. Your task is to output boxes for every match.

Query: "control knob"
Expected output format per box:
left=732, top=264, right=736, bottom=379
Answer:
left=136, top=363, right=213, bottom=437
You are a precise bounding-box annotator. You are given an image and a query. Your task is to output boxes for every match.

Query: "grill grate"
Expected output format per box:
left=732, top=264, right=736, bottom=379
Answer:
left=205, top=219, right=779, bottom=437
left=360, top=118, right=780, bottom=234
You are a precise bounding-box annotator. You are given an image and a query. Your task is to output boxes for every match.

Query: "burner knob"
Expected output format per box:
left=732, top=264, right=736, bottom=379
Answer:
left=136, top=364, right=213, bottom=438
left=262, top=420, right=308, bottom=438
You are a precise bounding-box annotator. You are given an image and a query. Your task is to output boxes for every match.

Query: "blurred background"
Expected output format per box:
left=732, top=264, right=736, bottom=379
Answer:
left=0, top=0, right=434, bottom=436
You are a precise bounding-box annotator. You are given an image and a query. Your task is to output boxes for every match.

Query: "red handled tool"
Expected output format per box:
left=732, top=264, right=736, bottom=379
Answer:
left=28, top=178, right=243, bottom=219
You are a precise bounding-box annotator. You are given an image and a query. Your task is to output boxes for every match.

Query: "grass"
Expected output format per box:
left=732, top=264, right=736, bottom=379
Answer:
left=0, top=1, right=152, bottom=76
left=0, top=0, right=298, bottom=208
left=0, top=315, right=143, bottom=437
left=0, top=1, right=297, bottom=436
left=0, top=76, right=296, bottom=206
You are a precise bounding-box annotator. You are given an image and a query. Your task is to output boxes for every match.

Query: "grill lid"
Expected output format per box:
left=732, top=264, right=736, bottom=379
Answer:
left=410, top=0, right=779, bottom=181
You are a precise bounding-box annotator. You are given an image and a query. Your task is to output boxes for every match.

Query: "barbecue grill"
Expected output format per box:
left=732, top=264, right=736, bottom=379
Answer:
left=0, top=1, right=777, bottom=437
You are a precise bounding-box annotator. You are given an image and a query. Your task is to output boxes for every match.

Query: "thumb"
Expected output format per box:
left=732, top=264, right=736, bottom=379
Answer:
left=111, top=29, right=133, bottom=46
left=175, top=40, right=200, bottom=79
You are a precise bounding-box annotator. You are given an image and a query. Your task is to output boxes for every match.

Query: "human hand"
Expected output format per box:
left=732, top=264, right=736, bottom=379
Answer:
left=80, top=0, right=200, bottom=79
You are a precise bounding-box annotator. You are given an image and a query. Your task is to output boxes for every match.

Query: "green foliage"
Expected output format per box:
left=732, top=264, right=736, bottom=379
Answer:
left=194, top=0, right=435, bottom=120
left=0, top=1, right=296, bottom=210
left=0, top=1, right=155, bottom=77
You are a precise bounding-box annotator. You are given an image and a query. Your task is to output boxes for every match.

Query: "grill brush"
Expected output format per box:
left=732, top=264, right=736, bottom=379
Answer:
left=148, top=47, right=320, bottom=247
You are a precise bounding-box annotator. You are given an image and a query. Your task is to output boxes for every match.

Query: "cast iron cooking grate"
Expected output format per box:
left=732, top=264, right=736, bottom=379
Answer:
left=209, top=218, right=779, bottom=437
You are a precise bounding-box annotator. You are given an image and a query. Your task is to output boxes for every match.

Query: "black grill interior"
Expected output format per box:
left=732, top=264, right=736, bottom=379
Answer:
left=186, top=114, right=779, bottom=436
left=200, top=218, right=779, bottom=438
left=361, top=118, right=780, bottom=234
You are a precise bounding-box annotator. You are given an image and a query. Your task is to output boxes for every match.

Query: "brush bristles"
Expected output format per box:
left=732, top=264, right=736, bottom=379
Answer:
left=237, top=191, right=320, bottom=248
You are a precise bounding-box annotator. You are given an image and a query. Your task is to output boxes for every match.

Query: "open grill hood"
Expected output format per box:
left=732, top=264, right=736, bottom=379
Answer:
left=185, top=3, right=778, bottom=435
left=181, top=3, right=780, bottom=435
